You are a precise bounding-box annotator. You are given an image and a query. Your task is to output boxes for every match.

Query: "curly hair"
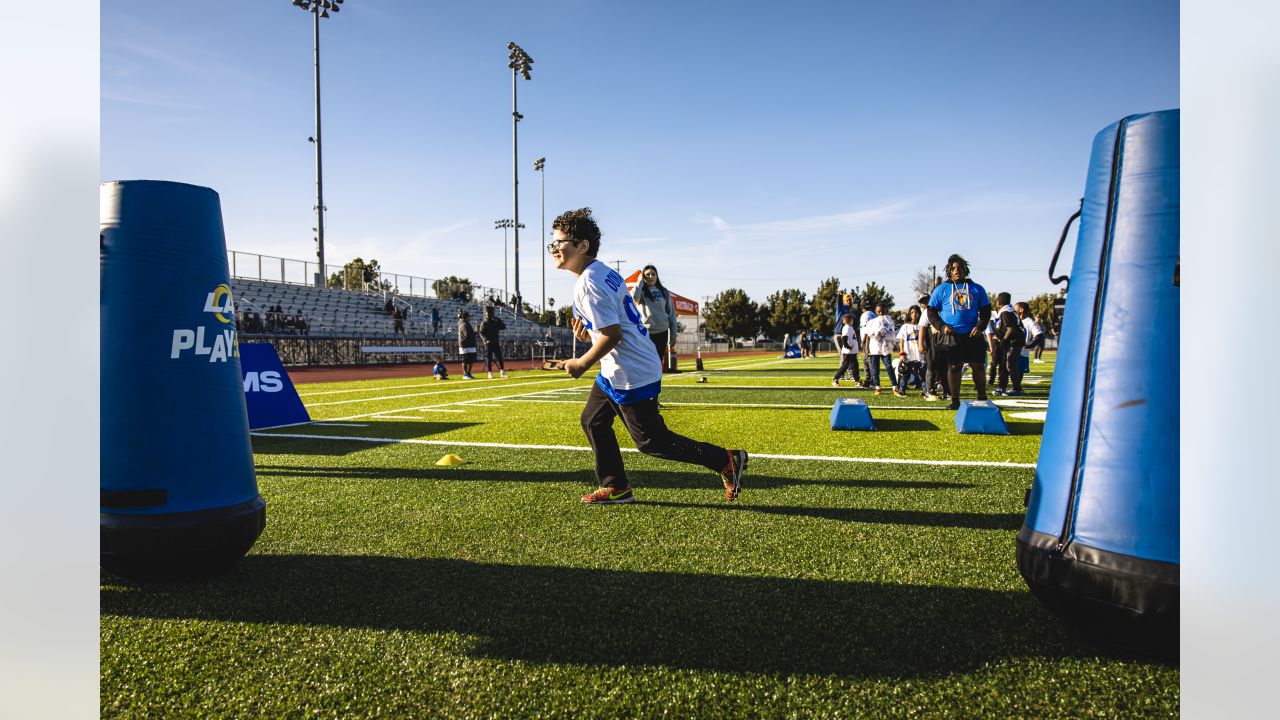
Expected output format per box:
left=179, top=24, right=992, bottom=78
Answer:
left=946, top=253, right=971, bottom=281
left=552, top=207, right=602, bottom=257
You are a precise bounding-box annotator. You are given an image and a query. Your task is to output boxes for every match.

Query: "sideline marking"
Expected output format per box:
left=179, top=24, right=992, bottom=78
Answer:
left=312, top=422, right=369, bottom=427
left=304, top=377, right=583, bottom=407
left=318, top=384, right=585, bottom=423
left=506, top=399, right=954, bottom=411
left=249, top=432, right=1035, bottom=468
left=1008, top=411, right=1047, bottom=421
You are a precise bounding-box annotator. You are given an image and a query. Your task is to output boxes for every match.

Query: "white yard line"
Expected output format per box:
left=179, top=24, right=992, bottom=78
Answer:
left=304, top=377, right=582, bottom=407
left=312, top=422, right=369, bottom=427
left=503, top=399, right=953, bottom=411
left=318, top=384, right=586, bottom=423
left=249, top=432, right=1035, bottom=468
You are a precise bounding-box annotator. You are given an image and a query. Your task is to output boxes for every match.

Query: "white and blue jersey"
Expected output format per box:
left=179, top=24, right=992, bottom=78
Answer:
left=574, top=260, right=663, bottom=403
left=928, top=280, right=990, bottom=334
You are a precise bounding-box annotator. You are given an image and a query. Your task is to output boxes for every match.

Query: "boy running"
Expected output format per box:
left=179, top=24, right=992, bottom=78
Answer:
left=550, top=208, right=748, bottom=504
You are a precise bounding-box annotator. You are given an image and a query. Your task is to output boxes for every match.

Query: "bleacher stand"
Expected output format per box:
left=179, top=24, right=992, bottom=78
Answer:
left=230, top=278, right=570, bottom=365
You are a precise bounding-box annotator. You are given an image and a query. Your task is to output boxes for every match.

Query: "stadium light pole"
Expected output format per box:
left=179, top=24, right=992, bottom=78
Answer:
left=494, top=219, right=512, bottom=300
left=507, top=42, right=533, bottom=316
left=534, top=156, right=545, bottom=316
left=289, top=0, right=345, bottom=287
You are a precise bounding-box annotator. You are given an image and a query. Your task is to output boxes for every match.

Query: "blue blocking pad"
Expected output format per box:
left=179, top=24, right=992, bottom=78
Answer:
left=954, top=400, right=1009, bottom=435
left=240, top=342, right=311, bottom=430
left=830, top=398, right=875, bottom=431
left=784, top=344, right=802, bottom=358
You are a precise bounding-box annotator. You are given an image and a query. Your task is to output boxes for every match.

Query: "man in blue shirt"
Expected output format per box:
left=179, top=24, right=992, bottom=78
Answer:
left=927, top=254, right=993, bottom=410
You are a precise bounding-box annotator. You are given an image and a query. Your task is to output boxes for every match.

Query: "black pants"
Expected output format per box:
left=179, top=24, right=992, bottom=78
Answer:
left=581, top=382, right=727, bottom=490
left=484, top=342, right=505, bottom=372
left=988, top=341, right=1002, bottom=384
left=1001, top=344, right=1024, bottom=392
left=833, top=352, right=861, bottom=382
left=648, top=329, right=669, bottom=367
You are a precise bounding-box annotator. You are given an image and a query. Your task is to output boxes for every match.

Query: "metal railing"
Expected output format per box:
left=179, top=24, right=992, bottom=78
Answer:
left=226, top=249, right=544, bottom=314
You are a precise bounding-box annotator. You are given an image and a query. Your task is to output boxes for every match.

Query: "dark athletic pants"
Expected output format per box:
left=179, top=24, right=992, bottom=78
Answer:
left=648, top=329, right=669, bottom=367
left=1000, top=343, right=1024, bottom=393
left=581, top=382, right=727, bottom=490
left=484, top=341, right=505, bottom=372
left=833, top=352, right=861, bottom=382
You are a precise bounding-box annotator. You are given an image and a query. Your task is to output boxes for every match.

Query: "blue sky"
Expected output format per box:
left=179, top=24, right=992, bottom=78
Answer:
left=101, top=0, right=1178, bottom=314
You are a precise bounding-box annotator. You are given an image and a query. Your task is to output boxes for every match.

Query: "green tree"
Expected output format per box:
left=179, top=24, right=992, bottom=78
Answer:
left=762, top=288, right=808, bottom=339
left=850, top=281, right=895, bottom=314
left=431, top=275, right=475, bottom=302
left=807, top=276, right=841, bottom=333
left=328, top=257, right=387, bottom=292
left=1026, top=291, right=1064, bottom=329
left=704, top=288, right=759, bottom=346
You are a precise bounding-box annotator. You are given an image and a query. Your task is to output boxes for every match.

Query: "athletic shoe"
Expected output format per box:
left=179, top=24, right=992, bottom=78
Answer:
left=463, top=374, right=475, bottom=380
left=949, top=400, right=961, bottom=411
left=582, top=485, right=636, bottom=504
left=992, top=389, right=1006, bottom=397
left=500, top=370, right=508, bottom=378
left=874, top=387, right=882, bottom=396
left=832, top=380, right=840, bottom=387
left=1007, top=390, right=1024, bottom=397
left=923, top=393, right=939, bottom=402
left=893, top=388, right=906, bottom=398
left=721, top=449, right=748, bottom=501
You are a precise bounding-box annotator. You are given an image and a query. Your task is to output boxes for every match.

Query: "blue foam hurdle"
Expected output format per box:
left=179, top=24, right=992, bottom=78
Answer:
left=954, top=400, right=1009, bottom=435
left=830, top=398, right=875, bottom=431
left=101, top=180, right=265, bottom=578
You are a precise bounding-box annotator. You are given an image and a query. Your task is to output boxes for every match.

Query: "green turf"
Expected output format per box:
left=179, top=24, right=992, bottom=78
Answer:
left=101, top=350, right=1178, bottom=718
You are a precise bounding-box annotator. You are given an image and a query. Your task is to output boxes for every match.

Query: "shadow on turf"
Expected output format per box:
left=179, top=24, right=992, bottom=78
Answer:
left=643, top=501, right=1022, bottom=530
left=101, top=554, right=1103, bottom=679
left=251, top=421, right=480, bottom=456
left=253, top=465, right=976, bottom=492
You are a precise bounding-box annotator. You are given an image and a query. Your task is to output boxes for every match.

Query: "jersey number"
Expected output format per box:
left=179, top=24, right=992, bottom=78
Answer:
left=622, top=295, right=649, bottom=337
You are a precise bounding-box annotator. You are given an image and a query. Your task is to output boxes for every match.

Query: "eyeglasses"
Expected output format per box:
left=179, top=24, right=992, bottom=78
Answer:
left=546, top=237, right=577, bottom=253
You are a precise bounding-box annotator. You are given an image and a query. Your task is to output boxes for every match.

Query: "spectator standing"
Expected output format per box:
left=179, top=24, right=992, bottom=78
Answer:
left=862, top=303, right=898, bottom=395
left=392, top=306, right=405, bottom=335
left=994, top=293, right=1025, bottom=396
left=858, top=301, right=877, bottom=387
left=457, top=309, right=478, bottom=380
left=479, top=305, right=508, bottom=378
left=549, top=207, right=748, bottom=505
left=430, top=306, right=442, bottom=336
left=832, top=313, right=863, bottom=387
left=895, top=305, right=925, bottom=398
left=1024, top=309, right=1046, bottom=362
left=631, top=264, right=678, bottom=367
left=985, top=313, right=1002, bottom=388
left=927, top=254, right=993, bottom=410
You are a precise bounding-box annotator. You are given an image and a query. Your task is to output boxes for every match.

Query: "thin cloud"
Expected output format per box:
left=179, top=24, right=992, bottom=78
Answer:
left=701, top=200, right=914, bottom=239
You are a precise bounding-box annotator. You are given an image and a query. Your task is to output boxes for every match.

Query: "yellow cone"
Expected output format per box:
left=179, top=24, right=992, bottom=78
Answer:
left=435, top=453, right=465, bottom=466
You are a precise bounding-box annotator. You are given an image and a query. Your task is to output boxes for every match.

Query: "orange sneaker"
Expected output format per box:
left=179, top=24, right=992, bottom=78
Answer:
left=581, top=485, right=635, bottom=504
left=721, top=449, right=748, bottom=501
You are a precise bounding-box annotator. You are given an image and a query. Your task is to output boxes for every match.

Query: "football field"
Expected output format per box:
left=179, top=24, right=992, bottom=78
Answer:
left=100, top=351, right=1179, bottom=718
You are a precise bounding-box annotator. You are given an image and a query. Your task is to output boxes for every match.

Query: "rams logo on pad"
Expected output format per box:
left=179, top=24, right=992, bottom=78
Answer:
left=203, top=283, right=235, bottom=324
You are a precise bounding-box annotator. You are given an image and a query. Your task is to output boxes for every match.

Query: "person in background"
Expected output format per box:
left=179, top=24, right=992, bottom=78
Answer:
left=457, top=309, right=478, bottom=380
left=430, top=305, right=442, bottom=336
left=895, top=305, right=925, bottom=398
left=832, top=313, right=862, bottom=387
left=858, top=301, right=877, bottom=387
left=432, top=356, right=450, bottom=380
left=479, top=305, right=508, bottom=379
left=631, top=264, right=677, bottom=368
left=1024, top=308, right=1046, bottom=362
left=862, top=302, right=898, bottom=395
left=927, top=253, right=993, bottom=410
left=993, top=291, right=1024, bottom=396
left=985, top=311, right=1001, bottom=388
